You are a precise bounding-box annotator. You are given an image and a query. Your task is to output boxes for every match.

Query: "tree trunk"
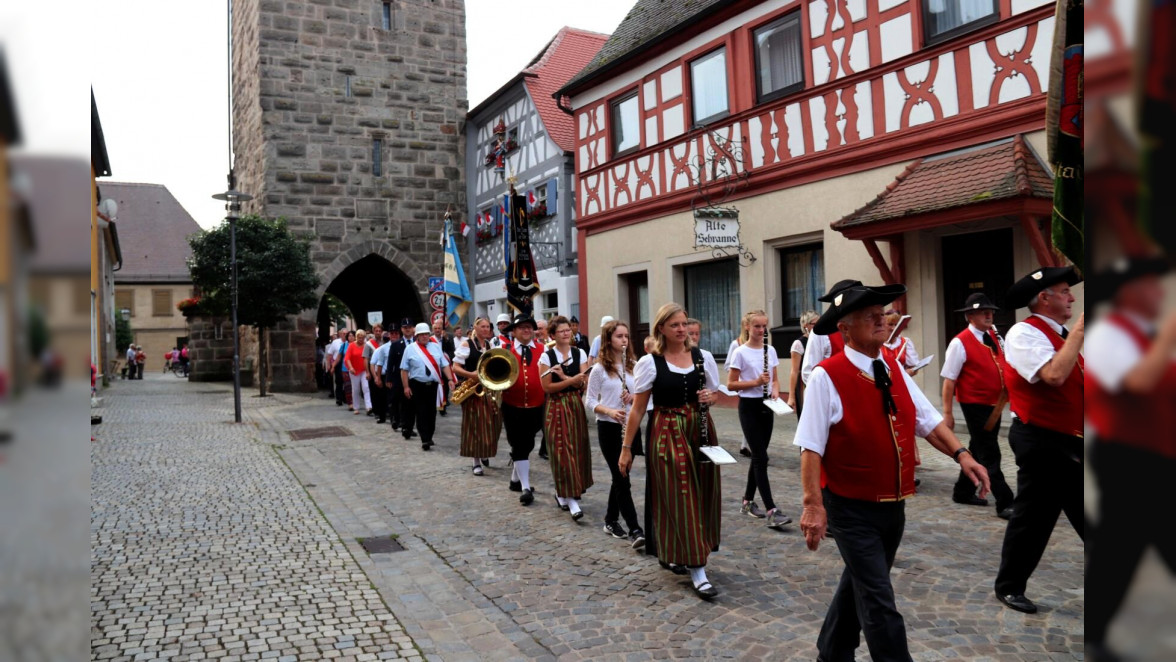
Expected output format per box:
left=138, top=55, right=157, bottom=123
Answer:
left=259, top=327, right=269, bottom=397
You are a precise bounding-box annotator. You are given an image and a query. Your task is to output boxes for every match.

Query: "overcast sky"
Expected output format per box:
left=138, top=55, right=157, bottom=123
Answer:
left=2, top=0, right=632, bottom=229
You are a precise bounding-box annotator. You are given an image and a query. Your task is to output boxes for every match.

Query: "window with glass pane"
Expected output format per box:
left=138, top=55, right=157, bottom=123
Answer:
left=683, top=259, right=740, bottom=357
left=780, top=244, right=824, bottom=327
left=923, top=0, right=998, bottom=43
left=611, top=92, right=640, bottom=156
left=690, top=48, right=729, bottom=126
left=754, top=13, right=804, bottom=103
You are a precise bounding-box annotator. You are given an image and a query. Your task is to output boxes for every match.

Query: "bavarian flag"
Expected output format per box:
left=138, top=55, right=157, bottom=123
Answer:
left=443, top=214, right=472, bottom=328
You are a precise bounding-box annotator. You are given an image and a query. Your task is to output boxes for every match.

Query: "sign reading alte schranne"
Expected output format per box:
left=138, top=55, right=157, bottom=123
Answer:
left=693, top=207, right=740, bottom=248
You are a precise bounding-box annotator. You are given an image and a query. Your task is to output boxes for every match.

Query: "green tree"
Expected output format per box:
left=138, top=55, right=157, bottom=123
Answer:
left=322, top=292, right=352, bottom=328
left=187, top=215, right=319, bottom=396
left=115, top=314, right=134, bottom=356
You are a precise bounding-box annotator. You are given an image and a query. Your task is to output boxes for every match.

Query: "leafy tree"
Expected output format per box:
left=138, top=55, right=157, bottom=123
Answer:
left=115, top=314, right=134, bottom=355
left=28, top=305, right=49, bottom=359
left=322, top=292, right=352, bottom=328
left=187, top=215, right=319, bottom=396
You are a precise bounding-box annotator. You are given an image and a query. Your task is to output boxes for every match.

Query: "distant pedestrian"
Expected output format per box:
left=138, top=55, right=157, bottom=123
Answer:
left=346, top=330, right=372, bottom=415
left=135, top=346, right=146, bottom=379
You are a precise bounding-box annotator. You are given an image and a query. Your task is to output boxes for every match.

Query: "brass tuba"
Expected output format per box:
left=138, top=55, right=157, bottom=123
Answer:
left=451, top=347, right=519, bottom=404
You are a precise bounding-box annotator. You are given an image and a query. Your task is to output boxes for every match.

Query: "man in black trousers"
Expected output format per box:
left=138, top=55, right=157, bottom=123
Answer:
left=795, top=283, right=989, bottom=661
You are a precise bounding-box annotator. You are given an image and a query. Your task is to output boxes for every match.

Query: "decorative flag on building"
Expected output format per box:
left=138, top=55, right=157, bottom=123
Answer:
left=1045, top=0, right=1084, bottom=273
left=527, top=190, right=536, bottom=211
left=503, top=192, right=540, bottom=315
left=460, top=220, right=470, bottom=237
left=442, top=213, right=472, bottom=327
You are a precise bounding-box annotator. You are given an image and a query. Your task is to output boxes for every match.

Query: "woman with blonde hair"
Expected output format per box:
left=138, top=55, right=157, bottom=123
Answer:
left=620, top=303, right=722, bottom=599
left=453, top=317, right=501, bottom=475
left=787, top=311, right=819, bottom=417
left=585, top=319, right=646, bottom=548
left=882, top=308, right=921, bottom=375
left=539, top=315, right=593, bottom=520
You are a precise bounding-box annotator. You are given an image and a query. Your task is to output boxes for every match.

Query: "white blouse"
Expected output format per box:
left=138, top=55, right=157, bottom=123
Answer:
left=537, top=345, right=589, bottom=368
left=633, top=351, right=720, bottom=394
left=725, top=343, right=780, bottom=398
left=584, top=361, right=652, bottom=422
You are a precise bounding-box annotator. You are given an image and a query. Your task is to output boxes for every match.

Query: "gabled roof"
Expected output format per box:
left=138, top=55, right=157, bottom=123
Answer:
left=832, top=136, right=1053, bottom=238
left=558, top=0, right=737, bottom=98
left=103, top=182, right=203, bottom=282
left=11, top=156, right=91, bottom=273
left=92, top=90, right=111, bottom=177
left=522, top=27, right=608, bottom=152
left=0, top=50, right=21, bottom=145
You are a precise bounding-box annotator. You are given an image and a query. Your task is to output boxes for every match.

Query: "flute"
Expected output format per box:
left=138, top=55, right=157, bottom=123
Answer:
left=763, top=327, right=770, bottom=398
left=619, top=341, right=629, bottom=442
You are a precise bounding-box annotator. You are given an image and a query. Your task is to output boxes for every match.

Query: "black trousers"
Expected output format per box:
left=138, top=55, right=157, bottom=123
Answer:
left=1087, top=443, right=1176, bottom=645
left=405, top=380, right=438, bottom=444
left=371, top=372, right=387, bottom=420
left=334, top=367, right=346, bottom=405
left=994, top=420, right=1085, bottom=596
left=597, top=420, right=641, bottom=529
left=399, top=377, right=415, bottom=433
left=385, top=372, right=402, bottom=427
left=817, top=490, right=910, bottom=662
left=738, top=397, right=777, bottom=511
left=501, top=404, right=544, bottom=461
left=951, top=403, right=1015, bottom=511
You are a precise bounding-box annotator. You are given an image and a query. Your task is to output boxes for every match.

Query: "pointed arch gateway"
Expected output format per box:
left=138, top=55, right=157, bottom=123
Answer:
left=317, top=241, right=428, bottom=337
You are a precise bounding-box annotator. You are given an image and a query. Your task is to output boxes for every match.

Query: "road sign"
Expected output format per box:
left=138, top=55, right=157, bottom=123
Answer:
left=367, top=311, right=383, bottom=326
left=428, top=277, right=443, bottom=293
left=429, top=291, right=446, bottom=310
left=430, top=310, right=446, bottom=327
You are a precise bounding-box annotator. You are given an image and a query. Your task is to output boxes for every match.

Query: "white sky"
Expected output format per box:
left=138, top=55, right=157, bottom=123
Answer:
left=1, top=0, right=632, bottom=229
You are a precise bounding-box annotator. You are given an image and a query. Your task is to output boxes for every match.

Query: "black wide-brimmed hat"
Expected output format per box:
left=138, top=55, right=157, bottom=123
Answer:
left=813, top=285, right=908, bottom=336
left=818, top=279, right=864, bottom=303
left=399, top=317, right=414, bottom=328
left=1006, top=266, right=1083, bottom=310
left=954, top=292, right=1000, bottom=313
left=506, top=314, right=537, bottom=332
left=1089, top=256, right=1170, bottom=303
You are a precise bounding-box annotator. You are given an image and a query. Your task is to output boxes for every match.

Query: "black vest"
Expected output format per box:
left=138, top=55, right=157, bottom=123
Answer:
left=463, top=338, right=487, bottom=372
left=546, top=347, right=582, bottom=392
left=651, top=348, right=705, bottom=408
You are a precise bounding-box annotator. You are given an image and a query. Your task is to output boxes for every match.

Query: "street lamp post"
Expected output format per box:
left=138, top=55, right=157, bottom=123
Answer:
left=211, top=189, right=254, bottom=423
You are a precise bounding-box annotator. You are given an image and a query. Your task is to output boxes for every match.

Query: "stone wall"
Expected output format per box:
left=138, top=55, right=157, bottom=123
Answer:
left=186, top=316, right=257, bottom=387
left=231, top=0, right=467, bottom=391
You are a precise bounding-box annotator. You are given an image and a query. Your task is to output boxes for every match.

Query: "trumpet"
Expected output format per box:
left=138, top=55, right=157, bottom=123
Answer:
left=451, top=347, right=519, bottom=405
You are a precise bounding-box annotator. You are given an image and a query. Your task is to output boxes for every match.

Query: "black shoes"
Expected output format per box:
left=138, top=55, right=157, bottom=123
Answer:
left=376, top=418, right=385, bottom=424
left=996, top=592, right=1038, bottom=614
left=953, top=494, right=989, bottom=507
left=693, top=581, right=718, bottom=600
left=520, top=488, right=534, bottom=505
left=629, top=527, right=646, bottom=550
left=538, top=450, right=548, bottom=460
left=481, top=458, right=490, bottom=468
left=421, top=442, right=432, bottom=451
left=554, top=496, right=569, bottom=511
left=402, top=430, right=416, bottom=439
left=659, top=561, right=688, bottom=575
left=997, top=506, right=1014, bottom=520
left=508, top=480, right=522, bottom=492
left=739, top=447, right=752, bottom=457
left=603, top=522, right=627, bottom=539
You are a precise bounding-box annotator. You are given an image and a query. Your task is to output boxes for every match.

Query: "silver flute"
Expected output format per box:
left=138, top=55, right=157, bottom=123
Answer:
left=763, top=327, right=770, bottom=398
left=619, top=342, right=629, bottom=442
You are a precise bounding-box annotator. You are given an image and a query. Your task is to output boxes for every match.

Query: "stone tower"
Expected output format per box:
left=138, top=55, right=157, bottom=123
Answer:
left=231, top=0, right=467, bottom=391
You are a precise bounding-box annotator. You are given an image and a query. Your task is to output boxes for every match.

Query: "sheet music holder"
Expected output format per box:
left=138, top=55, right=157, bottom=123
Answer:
left=886, top=314, right=911, bottom=345
left=908, top=354, right=935, bottom=374
left=699, top=445, right=738, bottom=465
left=763, top=398, right=793, bottom=416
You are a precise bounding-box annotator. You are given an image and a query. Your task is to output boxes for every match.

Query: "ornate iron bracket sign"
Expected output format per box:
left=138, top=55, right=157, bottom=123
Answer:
left=688, top=127, right=756, bottom=267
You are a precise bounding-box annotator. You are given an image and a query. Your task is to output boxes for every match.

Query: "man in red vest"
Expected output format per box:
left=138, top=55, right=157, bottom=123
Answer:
left=941, top=292, right=1016, bottom=518
left=994, top=266, right=1084, bottom=615
left=501, top=314, right=545, bottom=505
left=796, top=283, right=989, bottom=661
left=1085, top=256, right=1175, bottom=662
left=799, top=279, right=860, bottom=385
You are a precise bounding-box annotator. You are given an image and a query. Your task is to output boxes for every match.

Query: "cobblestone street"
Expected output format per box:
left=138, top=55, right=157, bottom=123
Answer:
left=92, top=374, right=1091, bottom=661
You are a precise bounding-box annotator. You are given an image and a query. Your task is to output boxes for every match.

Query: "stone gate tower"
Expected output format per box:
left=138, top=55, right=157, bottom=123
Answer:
left=231, top=0, right=467, bottom=391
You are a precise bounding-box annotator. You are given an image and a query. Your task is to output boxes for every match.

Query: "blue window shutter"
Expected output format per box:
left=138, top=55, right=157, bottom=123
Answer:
left=547, top=178, right=557, bottom=215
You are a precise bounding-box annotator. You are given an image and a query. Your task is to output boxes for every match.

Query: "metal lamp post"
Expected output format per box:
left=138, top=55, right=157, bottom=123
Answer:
left=211, top=189, right=254, bottom=423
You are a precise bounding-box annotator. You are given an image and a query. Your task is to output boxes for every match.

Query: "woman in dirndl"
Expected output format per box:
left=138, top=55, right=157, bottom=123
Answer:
left=619, top=302, right=722, bottom=599
left=539, top=315, right=593, bottom=520
left=453, top=317, right=501, bottom=475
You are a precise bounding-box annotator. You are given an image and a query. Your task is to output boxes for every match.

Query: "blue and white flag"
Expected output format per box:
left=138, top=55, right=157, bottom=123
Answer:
left=443, top=216, right=471, bottom=328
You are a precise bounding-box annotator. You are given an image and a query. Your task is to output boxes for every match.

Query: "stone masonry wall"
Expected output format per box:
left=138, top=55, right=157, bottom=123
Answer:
left=232, top=0, right=468, bottom=391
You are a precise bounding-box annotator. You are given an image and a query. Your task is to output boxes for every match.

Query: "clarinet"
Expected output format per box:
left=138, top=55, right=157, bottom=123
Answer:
left=763, top=327, right=770, bottom=398
left=696, top=352, right=711, bottom=447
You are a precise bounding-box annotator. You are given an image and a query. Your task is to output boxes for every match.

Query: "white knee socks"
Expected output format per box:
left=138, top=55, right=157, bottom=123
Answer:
left=689, top=566, right=709, bottom=588
left=515, top=460, right=531, bottom=492
left=567, top=498, right=581, bottom=516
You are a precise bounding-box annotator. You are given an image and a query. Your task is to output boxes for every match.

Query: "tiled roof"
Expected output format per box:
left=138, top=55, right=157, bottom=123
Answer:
left=559, top=0, right=735, bottom=96
left=102, top=182, right=202, bottom=282
left=11, top=155, right=91, bottom=272
left=833, top=136, right=1053, bottom=230
left=523, top=27, right=609, bottom=153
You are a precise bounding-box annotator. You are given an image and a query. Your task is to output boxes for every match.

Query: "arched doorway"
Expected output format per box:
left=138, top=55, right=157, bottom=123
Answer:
left=316, top=254, right=425, bottom=339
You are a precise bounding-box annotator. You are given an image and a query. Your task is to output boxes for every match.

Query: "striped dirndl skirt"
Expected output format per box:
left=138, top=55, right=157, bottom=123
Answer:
left=544, top=389, right=593, bottom=498
left=644, top=403, right=721, bottom=567
left=459, top=393, right=501, bottom=458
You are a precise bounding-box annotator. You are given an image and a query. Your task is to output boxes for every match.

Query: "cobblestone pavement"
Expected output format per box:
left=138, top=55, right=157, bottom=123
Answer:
left=238, top=380, right=1086, bottom=662
left=91, top=377, right=424, bottom=661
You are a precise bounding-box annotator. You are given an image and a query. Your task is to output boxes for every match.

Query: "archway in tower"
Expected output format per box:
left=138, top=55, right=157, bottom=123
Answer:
left=316, top=254, right=424, bottom=340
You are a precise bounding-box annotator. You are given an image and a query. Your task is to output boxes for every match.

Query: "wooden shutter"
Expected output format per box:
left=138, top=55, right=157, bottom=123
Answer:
left=547, top=178, right=557, bottom=215
left=115, top=289, right=135, bottom=317
left=152, top=289, right=173, bottom=317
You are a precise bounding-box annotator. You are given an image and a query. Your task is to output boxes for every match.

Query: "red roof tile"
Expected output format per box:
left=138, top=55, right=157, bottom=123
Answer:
left=522, top=27, right=609, bottom=153
left=833, top=135, right=1053, bottom=230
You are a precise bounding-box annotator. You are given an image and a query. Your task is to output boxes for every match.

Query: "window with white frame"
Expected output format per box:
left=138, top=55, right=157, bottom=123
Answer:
left=754, top=13, right=804, bottom=103
left=611, top=91, right=640, bottom=156
left=922, top=0, right=998, bottom=44
left=690, top=47, right=729, bottom=126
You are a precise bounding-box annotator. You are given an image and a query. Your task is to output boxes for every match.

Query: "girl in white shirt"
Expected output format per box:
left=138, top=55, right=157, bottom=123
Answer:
left=727, top=310, right=791, bottom=529
left=584, top=320, right=646, bottom=548
left=724, top=316, right=753, bottom=457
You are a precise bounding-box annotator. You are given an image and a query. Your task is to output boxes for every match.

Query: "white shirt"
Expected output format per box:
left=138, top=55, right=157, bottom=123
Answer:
left=883, top=336, right=920, bottom=367
left=633, top=350, right=720, bottom=394
left=589, top=335, right=602, bottom=358
left=794, top=345, right=943, bottom=456
left=790, top=338, right=805, bottom=356
left=453, top=336, right=493, bottom=364
left=1086, top=311, right=1151, bottom=393
left=1004, top=313, right=1070, bottom=384
left=537, top=345, right=589, bottom=369
left=510, top=339, right=541, bottom=365
left=801, top=332, right=832, bottom=385
left=725, top=344, right=780, bottom=397
left=584, top=358, right=651, bottom=422
left=326, top=338, right=343, bottom=367
left=940, top=324, right=1002, bottom=381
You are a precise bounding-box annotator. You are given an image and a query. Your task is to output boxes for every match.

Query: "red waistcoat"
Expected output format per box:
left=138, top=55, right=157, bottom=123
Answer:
left=1086, top=313, right=1176, bottom=459
left=820, top=352, right=918, bottom=502
left=1004, top=316, right=1083, bottom=437
left=827, top=332, right=845, bottom=356
left=954, top=328, right=1005, bottom=406
left=882, top=338, right=909, bottom=365
left=503, top=343, right=545, bottom=408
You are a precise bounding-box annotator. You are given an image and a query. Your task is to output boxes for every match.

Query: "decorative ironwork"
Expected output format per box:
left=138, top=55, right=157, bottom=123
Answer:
left=688, top=127, right=756, bottom=267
